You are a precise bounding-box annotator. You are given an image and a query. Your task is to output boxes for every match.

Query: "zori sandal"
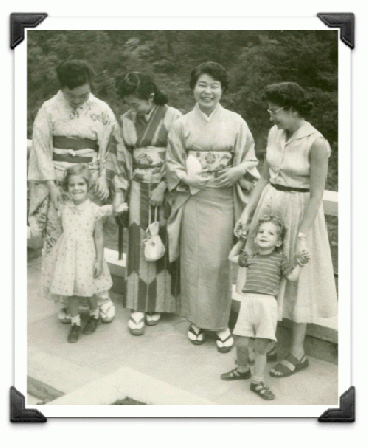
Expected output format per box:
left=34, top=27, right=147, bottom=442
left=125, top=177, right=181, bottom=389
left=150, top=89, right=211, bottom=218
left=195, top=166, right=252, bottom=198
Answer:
left=216, top=329, right=234, bottom=353
left=188, top=325, right=205, bottom=345
left=145, top=312, right=161, bottom=326
left=250, top=381, right=275, bottom=400
left=221, top=367, right=252, bottom=381
left=128, top=312, right=146, bottom=336
left=269, top=353, right=309, bottom=378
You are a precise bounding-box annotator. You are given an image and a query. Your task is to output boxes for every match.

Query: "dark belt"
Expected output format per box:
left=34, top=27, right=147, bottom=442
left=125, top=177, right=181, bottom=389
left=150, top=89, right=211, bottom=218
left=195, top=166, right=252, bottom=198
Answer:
left=270, top=183, right=309, bottom=192
left=53, top=136, right=99, bottom=151
left=53, top=136, right=99, bottom=163
left=52, top=153, right=95, bottom=163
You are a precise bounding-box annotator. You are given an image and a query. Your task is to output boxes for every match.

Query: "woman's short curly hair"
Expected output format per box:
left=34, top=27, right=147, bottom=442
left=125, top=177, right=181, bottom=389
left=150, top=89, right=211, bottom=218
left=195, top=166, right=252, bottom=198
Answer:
left=262, top=82, right=313, bottom=117
left=189, top=61, right=228, bottom=93
left=255, top=214, right=287, bottom=248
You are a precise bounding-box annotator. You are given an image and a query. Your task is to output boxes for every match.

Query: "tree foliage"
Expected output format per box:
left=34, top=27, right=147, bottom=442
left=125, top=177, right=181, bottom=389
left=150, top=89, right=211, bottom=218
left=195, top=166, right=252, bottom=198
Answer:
left=27, top=29, right=338, bottom=190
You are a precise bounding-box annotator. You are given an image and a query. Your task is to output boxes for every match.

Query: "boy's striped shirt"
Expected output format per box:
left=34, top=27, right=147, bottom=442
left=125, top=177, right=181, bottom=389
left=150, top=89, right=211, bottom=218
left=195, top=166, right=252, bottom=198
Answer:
left=238, top=251, right=294, bottom=296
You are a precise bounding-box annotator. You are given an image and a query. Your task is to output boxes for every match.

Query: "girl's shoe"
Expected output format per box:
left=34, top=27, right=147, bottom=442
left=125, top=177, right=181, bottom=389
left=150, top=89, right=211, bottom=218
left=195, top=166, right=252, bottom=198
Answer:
left=221, top=367, right=252, bottom=381
left=188, top=325, right=205, bottom=345
left=145, top=312, right=161, bottom=326
left=67, top=324, right=81, bottom=343
left=83, top=316, right=99, bottom=335
left=58, top=307, right=72, bottom=324
left=215, top=329, right=234, bottom=353
left=128, top=312, right=146, bottom=336
left=250, top=381, right=275, bottom=400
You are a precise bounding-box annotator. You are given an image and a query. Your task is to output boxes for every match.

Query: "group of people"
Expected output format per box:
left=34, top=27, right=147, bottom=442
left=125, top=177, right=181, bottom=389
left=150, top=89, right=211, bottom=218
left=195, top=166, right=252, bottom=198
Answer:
left=28, top=59, right=337, bottom=401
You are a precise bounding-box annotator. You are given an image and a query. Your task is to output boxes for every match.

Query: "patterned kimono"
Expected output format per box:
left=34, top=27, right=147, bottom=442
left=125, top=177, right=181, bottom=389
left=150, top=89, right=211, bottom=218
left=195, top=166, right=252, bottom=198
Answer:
left=28, top=90, right=118, bottom=301
left=166, top=104, right=259, bottom=331
left=116, top=104, right=182, bottom=312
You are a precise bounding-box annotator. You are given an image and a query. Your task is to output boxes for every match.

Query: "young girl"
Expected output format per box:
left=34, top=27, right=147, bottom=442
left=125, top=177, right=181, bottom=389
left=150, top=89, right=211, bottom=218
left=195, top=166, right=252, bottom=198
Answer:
left=221, top=215, right=310, bottom=400
left=42, top=165, right=113, bottom=343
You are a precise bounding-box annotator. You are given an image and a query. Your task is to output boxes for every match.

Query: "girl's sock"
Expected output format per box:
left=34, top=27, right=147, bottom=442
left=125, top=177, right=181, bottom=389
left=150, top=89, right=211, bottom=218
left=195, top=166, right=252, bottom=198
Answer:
left=89, top=308, right=99, bottom=319
left=71, top=315, right=81, bottom=326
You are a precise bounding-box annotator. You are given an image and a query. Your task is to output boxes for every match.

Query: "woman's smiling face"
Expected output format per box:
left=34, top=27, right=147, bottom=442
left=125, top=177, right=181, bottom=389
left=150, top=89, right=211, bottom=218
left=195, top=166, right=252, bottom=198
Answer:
left=267, top=102, right=296, bottom=130
left=193, top=74, right=222, bottom=114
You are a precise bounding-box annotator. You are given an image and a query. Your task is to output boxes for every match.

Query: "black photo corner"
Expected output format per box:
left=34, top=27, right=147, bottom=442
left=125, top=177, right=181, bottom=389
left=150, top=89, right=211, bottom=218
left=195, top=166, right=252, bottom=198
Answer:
left=10, top=12, right=354, bottom=422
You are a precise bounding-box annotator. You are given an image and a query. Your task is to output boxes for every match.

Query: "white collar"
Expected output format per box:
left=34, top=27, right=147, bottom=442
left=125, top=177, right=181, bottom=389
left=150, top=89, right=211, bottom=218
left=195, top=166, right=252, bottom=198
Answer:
left=195, top=103, right=221, bottom=122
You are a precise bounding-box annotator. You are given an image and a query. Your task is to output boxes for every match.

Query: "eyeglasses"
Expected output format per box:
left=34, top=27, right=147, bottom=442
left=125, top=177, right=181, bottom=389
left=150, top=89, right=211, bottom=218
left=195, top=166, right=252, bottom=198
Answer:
left=267, top=107, right=284, bottom=115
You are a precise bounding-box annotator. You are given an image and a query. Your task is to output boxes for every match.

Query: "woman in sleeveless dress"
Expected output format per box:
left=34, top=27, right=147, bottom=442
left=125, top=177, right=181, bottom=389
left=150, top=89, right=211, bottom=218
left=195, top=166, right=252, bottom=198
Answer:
left=235, top=82, right=338, bottom=377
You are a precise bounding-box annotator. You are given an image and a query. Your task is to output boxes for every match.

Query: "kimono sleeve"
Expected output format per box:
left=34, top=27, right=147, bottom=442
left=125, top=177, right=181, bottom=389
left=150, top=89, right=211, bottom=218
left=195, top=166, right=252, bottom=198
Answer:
left=160, top=107, right=182, bottom=184
left=166, top=120, right=187, bottom=191
left=95, top=205, right=114, bottom=221
left=113, top=119, right=132, bottom=193
left=233, top=117, right=259, bottom=179
left=28, top=104, right=55, bottom=181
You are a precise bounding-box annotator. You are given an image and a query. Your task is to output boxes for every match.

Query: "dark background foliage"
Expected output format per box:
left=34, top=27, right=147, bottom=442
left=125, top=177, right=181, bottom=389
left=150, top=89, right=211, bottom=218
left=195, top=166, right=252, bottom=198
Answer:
left=27, top=29, right=338, bottom=191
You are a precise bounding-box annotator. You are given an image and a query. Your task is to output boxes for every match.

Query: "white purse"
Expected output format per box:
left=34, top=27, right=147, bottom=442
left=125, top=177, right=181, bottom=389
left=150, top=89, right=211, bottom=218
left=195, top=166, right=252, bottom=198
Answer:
left=143, top=207, right=165, bottom=262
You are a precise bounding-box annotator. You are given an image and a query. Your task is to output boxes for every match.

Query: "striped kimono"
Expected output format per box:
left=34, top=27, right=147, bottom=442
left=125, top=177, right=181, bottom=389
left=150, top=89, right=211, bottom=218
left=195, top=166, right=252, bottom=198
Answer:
left=116, top=104, right=182, bottom=312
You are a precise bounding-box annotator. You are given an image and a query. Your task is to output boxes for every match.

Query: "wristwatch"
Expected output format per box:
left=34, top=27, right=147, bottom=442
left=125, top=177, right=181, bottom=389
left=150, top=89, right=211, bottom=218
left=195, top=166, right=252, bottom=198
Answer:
left=297, top=232, right=307, bottom=239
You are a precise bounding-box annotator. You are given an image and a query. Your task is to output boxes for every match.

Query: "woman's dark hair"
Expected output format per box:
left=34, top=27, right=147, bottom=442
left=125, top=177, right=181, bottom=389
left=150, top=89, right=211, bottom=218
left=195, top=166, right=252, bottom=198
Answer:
left=116, top=72, right=168, bottom=105
left=63, top=164, right=91, bottom=192
left=262, top=82, right=313, bottom=117
left=56, top=60, right=95, bottom=90
left=189, top=61, right=228, bottom=93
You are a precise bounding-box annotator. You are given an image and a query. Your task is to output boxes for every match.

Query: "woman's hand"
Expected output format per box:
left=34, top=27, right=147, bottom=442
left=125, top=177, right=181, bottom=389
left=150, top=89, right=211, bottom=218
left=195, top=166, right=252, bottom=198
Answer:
left=216, top=166, right=244, bottom=188
left=183, top=173, right=209, bottom=190
left=296, top=238, right=310, bottom=266
left=150, top=183, right=166, bottom=206
left=93, top=260, right=103, bottom=278
left=234, top=212, right=250, bottom=238
left=49, top=182, right=63, bottom=210
left=94, top=175, right=109, bottom=201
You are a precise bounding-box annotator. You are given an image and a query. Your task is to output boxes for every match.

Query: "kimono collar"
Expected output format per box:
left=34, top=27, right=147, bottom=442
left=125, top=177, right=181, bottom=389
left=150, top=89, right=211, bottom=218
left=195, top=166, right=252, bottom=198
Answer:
left=58, top=90, right=93, bottom=114
left=194, top=103, right=222, bottom=122
left=128, top=105, right=158, bottom=123
left=284, top=121, right=319, bottom=144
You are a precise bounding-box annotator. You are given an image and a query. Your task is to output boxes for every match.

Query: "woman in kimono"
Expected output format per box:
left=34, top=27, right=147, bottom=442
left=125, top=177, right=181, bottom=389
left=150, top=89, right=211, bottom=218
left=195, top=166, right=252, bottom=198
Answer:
left=115, top=73, right=182, bottom=335
left=28, top=60, right=119, bottom=323
left=234, top=82, right=338, bottom=376
left=166, top=61, right=259, bottom=352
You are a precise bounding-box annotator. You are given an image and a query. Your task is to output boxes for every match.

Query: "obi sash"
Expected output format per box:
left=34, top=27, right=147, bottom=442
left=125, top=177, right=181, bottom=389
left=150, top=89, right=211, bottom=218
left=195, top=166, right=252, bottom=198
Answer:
left=52, top=136, right=99, bottom=163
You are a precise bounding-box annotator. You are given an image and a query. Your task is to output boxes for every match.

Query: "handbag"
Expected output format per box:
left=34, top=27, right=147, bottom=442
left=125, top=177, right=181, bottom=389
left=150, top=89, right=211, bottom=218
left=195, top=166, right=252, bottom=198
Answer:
left=143, top=206, right=165, bottom=262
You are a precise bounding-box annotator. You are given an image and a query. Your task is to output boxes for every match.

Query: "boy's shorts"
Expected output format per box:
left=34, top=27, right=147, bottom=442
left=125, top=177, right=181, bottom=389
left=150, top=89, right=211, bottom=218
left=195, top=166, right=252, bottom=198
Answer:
left=233, top=292, right=278, bottom=341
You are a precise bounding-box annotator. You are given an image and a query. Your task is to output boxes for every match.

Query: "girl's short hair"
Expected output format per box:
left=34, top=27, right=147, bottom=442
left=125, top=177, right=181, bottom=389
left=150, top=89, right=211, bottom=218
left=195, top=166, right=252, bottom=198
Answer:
left=63, top=165, right=91, bottom=191
left=116, top=72, right=168, bottom=105
left=189, top=61, right=228, bottom=93
left=56, top=60, right=95, bottom=90
left=255, top=214, right=287, bottom=247
left=262, top=82, right=313, bottom=117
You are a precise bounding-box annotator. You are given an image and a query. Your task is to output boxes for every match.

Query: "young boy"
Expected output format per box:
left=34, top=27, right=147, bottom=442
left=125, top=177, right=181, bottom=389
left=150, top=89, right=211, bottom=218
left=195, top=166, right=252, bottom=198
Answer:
left=221, top=215, right=310, bottom=400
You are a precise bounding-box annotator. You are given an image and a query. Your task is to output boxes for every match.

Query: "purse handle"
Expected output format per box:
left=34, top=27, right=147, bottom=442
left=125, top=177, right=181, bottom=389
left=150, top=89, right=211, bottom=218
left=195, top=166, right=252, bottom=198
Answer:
left=148, top=205, right=158, bottom=225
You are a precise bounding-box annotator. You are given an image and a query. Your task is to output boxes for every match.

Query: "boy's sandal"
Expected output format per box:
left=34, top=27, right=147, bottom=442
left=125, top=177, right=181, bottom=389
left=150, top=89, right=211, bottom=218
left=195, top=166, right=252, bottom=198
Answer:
left=250, top=381, right=275, bottom=400
left=145, top=312, right=161, bottom=326
left=188, top=325, right=205, bottom=345
left=128, top=314, right=146, bottom=336
left=221, top=367, right=252, bottom=381
left=269, top=353, right=309, bottom=378
left=215, top=331, right=234, bottom=353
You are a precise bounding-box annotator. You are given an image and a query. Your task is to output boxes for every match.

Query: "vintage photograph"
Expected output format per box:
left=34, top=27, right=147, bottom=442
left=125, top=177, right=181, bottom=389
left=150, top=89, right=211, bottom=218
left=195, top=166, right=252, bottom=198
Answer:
left=25, top=27, right=340, bottom=412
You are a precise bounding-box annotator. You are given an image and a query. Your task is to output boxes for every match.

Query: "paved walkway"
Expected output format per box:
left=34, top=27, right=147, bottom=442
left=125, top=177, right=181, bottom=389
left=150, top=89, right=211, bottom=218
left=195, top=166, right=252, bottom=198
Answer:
left=27, top=256, right=338, bottom=406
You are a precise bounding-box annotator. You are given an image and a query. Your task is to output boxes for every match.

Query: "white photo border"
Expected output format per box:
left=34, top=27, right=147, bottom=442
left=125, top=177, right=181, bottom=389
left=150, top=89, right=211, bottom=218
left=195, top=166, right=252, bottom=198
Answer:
left=15, top=16, right=350, bottom=418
